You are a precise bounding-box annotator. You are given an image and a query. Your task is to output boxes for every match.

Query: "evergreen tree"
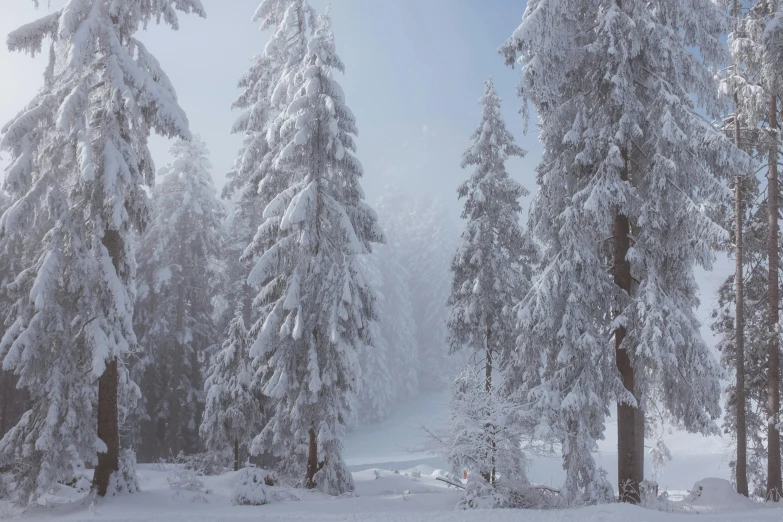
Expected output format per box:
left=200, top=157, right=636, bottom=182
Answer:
left=245, top=9, right=384, bottom=495
left=0, top=0, right=204, bottom=501
left=133, top=136, right=224, bottom=462
left=502, top=0, right=747, bottom=503
left=0, top=191, right=28, bottom=440
left=446, top=78, right=531, bottom=488
left=371, top=186, right=423, bottom=402
left=367, top=239, right=419, bottom=402
left=223, top=0, right=315, bottom=331
left=409, top=196, right=461, bottom=391
left=714, top=199, right=781, bottom=498
left=355, top=256, right=393, bottom=424
left=201, top=312, right=263, bottom=471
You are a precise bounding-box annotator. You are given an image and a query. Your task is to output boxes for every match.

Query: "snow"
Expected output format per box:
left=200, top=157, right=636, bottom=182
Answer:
left=682, top=478, right=760, bottom=512
left=7, top=462, right=782, bottom=522
left=344, top=393, right=733, bottom=493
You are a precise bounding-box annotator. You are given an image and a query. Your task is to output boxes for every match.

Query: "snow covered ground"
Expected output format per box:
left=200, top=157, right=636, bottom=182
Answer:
left=1, top=393, right=763, bottom=522
left=6, top=464, right=783, bottom=522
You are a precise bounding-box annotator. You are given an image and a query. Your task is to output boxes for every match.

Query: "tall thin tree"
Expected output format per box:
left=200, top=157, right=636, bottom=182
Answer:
left=731, top=0, right=750, bottom=497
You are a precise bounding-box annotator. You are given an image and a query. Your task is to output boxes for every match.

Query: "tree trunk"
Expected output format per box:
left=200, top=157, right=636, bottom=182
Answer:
left=168, top=282, right=185, bottom=457
left=767, top=90, right=782, bottom=501
left=93, top=229, right=123, bottom=496
left=734, top=88, right=749, bottom=497
left=0, top=372, right=9, bottom=437
left=615, top=149, right=643, bottom=504
left=483, top=321, right=496, bottom=485
left=234, top=438, right=240, bottom=472
left=306, top=427, right=319, bottom=489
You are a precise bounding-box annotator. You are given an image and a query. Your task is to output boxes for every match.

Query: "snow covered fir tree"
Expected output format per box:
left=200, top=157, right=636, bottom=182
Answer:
left=440, top=78, right=535, bottom=507
left=241, top=3, right=384, bottom=495
left=501, top=0, right=750, bottom=504
left=0, top=0, right=204, bottom=504
left=132, top=136, right=224, bottom=462
left=3, top=0, right=783, bottom=517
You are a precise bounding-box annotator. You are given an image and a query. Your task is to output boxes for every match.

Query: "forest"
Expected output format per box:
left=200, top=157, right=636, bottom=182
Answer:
left=0, top=0, right=782, bottom=520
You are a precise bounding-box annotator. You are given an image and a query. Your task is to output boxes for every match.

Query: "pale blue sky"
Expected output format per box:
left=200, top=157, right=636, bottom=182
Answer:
left=0, top=1, right=732, bottom=349
left=0, top=0, right=539, bottom=216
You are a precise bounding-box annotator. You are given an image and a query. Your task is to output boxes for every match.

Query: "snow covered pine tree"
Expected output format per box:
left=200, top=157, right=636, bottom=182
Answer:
left=0, top=0, right=204, bottom=502
left=445, top=78, right=532, bottom=505
left=370, top=188, right=420, bottom=404
left=134, top=136, right=224, bottom=462
left=502, top=0, right=749, bottom=504
left=355, top=256, right=393, bottom=424
left=244, top=5, right=384, bottom=495
left=201, top=311, right=263, bottom=471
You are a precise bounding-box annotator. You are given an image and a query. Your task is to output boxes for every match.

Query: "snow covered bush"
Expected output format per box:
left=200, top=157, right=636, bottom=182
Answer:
left=167, top=467, right=206, bottom=493
left=231, top=468, right=293, bottom=506
left=444, top=367, right=529, bottom=486
left=106, top=449, right=139, bottom=496
left=458, top=475, right=512, bottom=510
left=683, top=478, right=758, bottom=512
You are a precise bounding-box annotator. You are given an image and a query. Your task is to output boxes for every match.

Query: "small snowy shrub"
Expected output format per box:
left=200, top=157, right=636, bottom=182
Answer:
left=167, top=467, right=206, bottom=493
left=106, top=449, right=139, bottom=496
left=410, top=470, right=421, bottom=479
left=231, top=468, right=282, bottom=506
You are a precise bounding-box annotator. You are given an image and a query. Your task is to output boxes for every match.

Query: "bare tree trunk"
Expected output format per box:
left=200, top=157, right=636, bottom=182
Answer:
left=168, top=282, right=185, bottom=457
left=767, top=90, right=782, bottom=501
left=93, top=229, right=123, bottom=496
left=234, top=438, right=240, bottom=472
left=0, top=372, right=9, bottom=437
left=616, top=148, right=643, bottom=504
left=734, top=87, right=749, bottom=497
left=306, top=427, right=319, bottom=489
left=483, top=321, right=495, bottom=485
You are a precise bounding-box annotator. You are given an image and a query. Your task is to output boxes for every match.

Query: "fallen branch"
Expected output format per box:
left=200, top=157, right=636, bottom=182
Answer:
left=436, top=476, right=466, bottom=490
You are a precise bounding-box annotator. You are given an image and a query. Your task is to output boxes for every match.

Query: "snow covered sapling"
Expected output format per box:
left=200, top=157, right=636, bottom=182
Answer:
left=446, top=78, right=531, bottom=489
left=201, top=312, right=263, bottom=471
left=0, top=0, right=204, bottom=502
left=444, top=367, right=530, bottom=508
left=502, top=0, right=747, bottom=503
left=245, top=9, right=384, bottom=495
